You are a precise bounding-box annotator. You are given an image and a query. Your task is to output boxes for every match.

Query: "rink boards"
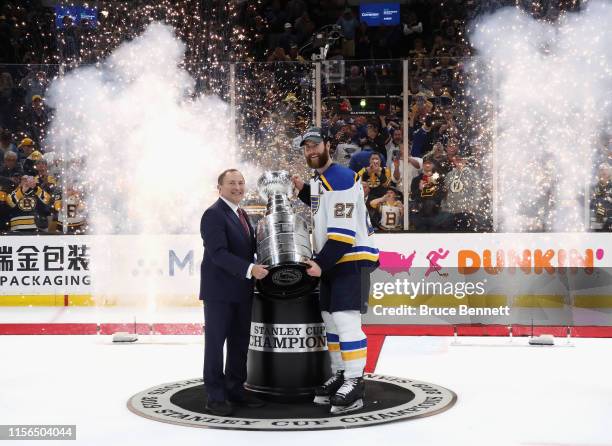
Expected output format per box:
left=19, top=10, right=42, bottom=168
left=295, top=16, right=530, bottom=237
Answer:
left=0, top=233, right=611, bottom=331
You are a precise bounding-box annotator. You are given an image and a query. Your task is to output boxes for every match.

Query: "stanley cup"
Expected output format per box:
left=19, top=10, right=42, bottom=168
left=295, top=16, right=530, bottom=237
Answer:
left=255, top=171, right=318, bottom=298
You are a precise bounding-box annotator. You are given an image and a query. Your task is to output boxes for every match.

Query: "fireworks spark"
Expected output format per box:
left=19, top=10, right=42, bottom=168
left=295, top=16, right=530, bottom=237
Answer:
left=469, top=0, right=612, bottom=232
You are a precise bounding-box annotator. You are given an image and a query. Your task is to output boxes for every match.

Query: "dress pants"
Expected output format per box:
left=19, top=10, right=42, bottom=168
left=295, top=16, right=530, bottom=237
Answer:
left=203, top=300, right=252, bottom=402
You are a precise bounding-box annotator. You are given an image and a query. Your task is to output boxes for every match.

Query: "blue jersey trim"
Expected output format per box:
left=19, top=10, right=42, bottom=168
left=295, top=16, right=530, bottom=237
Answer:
left=327, top=227, right=357, bottom=237
left=346, top=246, right=379, bottom=254
left=340, top=339, right=368, bottom=350
left=327, top=333, right=340, bottom=342
left=320, top=163, right=358, bottom=191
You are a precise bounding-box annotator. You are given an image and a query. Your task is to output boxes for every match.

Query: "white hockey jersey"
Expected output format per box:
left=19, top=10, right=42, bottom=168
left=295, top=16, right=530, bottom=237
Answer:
left=309, top=163, right=379, bottom=265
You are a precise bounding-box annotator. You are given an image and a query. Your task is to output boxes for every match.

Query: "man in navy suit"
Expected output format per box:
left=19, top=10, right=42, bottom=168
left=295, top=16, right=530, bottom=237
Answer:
left=200, top=169, right=268, bottom=416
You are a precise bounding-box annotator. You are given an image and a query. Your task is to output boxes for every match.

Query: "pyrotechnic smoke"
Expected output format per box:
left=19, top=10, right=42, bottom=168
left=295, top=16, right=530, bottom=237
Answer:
left=45, top=22, right=256, bottom=234
left=470, top=1, right=612, bottom=232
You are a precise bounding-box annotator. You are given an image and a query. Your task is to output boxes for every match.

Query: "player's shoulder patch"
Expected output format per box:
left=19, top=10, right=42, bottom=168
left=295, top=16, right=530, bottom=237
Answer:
left=319, top=163, right=359, bottom=192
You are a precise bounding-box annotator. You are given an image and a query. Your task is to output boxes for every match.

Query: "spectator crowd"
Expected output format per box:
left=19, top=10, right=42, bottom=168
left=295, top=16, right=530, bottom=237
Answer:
left=0, top=0, right=608, bottom=234
left=0, top=134, right=87, bottom=234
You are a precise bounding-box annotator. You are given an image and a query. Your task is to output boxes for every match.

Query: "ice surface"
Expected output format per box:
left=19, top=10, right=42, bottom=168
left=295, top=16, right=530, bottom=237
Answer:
left=1, top=333, right=610, bottom=445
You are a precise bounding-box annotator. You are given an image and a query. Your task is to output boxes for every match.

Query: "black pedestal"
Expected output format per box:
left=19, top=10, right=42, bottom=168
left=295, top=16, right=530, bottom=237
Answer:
left=245, top=291, right=331, bottom=402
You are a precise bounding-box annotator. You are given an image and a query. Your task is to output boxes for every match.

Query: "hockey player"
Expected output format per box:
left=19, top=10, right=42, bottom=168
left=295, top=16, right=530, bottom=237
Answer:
left=292, top=127, right=379, bottom=414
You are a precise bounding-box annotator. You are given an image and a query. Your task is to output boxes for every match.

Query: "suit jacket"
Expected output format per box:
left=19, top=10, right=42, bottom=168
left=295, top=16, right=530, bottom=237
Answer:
left=199, top=198, right=256, bottom=303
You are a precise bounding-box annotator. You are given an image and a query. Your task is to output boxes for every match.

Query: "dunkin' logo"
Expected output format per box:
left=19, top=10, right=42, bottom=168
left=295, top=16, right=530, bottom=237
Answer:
left=458, top=248, right=605, bottom=275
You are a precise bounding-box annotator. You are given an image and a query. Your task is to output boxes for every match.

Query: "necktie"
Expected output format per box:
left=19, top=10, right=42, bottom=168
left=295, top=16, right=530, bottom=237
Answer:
left=237, top=208, right=250, bottom=236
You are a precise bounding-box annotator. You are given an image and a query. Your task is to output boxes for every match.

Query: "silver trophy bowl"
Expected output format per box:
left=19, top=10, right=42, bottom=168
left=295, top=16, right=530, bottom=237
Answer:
left=256, top=171, right=318, bottom=298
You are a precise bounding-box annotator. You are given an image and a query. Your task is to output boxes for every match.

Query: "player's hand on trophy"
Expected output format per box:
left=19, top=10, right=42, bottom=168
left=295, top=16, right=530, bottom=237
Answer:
left=291, top=174, right=305, bottom=191
left=305, top=259, right=322, bottom=277
left=252, top=264, right=269, bottom=280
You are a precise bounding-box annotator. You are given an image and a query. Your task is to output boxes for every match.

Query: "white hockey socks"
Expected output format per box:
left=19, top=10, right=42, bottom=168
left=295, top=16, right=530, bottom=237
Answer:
left=331, top=310, right=367, bottom=379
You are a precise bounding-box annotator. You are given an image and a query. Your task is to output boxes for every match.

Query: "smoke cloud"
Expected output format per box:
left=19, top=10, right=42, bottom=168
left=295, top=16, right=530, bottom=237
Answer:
left=470, top=1, right=612, bottom=232
left=46, top=22, right=257, bottom=234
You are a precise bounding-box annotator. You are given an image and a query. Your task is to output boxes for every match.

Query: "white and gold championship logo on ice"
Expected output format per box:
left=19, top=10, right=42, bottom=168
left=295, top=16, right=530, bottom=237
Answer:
left=127, top=375, right=456, bottom=431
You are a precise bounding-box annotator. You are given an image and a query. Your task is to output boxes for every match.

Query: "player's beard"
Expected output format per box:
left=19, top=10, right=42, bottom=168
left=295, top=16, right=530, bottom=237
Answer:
left=306, top=147, right=330, bottom=169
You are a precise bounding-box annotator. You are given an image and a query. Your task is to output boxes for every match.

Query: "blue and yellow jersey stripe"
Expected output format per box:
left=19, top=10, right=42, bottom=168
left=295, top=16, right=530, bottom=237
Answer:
left=327, top=227, right=356, bottom=245
left=337, top=246, right=379, bottom=264
left=340, top=339, right=367, bottom=361
left=320, top=174, right=333, bottom=191
left=326, top=332, right=340, bottom=352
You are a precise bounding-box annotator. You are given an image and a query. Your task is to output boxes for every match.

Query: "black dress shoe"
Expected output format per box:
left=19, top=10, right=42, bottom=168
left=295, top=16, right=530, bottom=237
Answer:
left=228, top=394, right=265, bottom=408
left=205, top=400, right=233, bottom=416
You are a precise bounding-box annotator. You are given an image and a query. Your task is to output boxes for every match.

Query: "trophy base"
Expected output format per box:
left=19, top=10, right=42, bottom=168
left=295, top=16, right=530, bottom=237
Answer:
left=246, top=290, right=331, bottom=403
left=256, top=262, right=319, bottom=299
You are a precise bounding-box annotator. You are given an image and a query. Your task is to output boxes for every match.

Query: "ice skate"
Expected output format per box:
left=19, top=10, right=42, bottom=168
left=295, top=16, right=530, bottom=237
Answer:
left=330, top=377, right=365, bottom=414
left=313, top=370, right=344, bottom=405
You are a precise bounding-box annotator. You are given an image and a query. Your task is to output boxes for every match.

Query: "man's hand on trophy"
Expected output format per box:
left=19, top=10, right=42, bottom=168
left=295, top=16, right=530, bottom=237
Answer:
left=305, top=259, right=322, bottom=277
left=252, top=264, right=269, bottom=280
left=291, top=174, right=305, bottom=191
